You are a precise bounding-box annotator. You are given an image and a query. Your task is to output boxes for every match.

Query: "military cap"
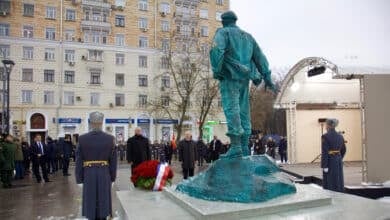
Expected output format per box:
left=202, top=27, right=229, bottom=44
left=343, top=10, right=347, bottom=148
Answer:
left=326, top=118, right=339, bottom=128
left=89, top=111, right=104, bottom=123
left=221, top=10, right=238, bottom=21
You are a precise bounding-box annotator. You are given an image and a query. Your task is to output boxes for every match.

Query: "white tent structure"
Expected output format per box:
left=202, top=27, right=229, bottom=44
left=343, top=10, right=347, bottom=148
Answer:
left=275, top=57, right=390, bottom=183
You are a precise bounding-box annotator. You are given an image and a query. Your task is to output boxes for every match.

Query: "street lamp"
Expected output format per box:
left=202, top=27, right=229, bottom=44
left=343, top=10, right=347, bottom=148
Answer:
left=1, top=59, right=15, bottom=134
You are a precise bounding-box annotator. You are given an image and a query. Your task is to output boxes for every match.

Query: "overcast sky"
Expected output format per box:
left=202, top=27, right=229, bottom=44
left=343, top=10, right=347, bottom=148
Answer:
left=230, top=0, right=390, bottom=68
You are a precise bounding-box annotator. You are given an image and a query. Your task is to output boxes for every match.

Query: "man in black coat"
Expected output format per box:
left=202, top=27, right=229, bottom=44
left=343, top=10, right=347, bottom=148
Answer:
left=31, top=134, right=50, bottom=183
left=279, top=136, right=288, bottom=163
left=21, top=139, right=31, bottom=174
left=209, top=135, right=222, bottom=162
left=46, top=137, right=56, bottom=173
left=127, top=127, right=151, bottom=171
left=61, top=136, right=73, bottom=176
left=178, top=131, right=198, bottom=179
left=75, top=111, right=117, bottom=220
left=196, top=138, right=207, bottom=166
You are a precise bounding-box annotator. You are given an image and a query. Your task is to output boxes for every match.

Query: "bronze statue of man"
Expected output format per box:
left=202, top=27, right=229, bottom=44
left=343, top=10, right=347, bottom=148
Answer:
left=210, top=11, right=276, bottom=158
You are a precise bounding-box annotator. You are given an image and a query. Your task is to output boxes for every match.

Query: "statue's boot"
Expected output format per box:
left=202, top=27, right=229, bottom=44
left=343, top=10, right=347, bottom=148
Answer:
left=241, top=134, right=250, bottom=156
left=220, top=135, right=243, bottom=159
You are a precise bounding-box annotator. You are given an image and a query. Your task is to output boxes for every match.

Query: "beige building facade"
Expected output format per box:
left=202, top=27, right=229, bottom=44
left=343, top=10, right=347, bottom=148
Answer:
left=0, top=0, right=230, bottom=143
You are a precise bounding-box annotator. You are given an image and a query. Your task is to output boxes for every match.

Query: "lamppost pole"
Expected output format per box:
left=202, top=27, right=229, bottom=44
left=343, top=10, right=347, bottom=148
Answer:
left=1, top=64, right=5, bottom=134
left=2, top=59, right=15, bottom=134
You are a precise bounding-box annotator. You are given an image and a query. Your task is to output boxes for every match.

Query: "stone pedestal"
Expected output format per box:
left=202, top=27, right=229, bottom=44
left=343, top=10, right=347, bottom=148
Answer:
left=164, top=184, right=332, bottom=220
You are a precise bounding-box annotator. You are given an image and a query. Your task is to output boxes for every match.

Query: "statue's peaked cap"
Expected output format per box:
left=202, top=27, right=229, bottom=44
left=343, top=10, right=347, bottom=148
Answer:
left=221, top=10, right=237, bottom=21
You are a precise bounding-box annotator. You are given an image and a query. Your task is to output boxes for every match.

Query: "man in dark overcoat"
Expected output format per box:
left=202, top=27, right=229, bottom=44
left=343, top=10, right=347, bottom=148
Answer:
left=126, top=127, right=151, bottom=171
left=75, top=111, right=117, bottom=220
left=31, top=134, right=50, bottom=183
left=196, top=138, right=207, bottom=166
left=321, top=119, right=346, bottom=192
left=209, top=136, right=222, bottom=162
left=178, top=131, right=198, bottom=179
left=279, top=136, right=288, bottom=163
left=61, top=136, right=73, bottom=176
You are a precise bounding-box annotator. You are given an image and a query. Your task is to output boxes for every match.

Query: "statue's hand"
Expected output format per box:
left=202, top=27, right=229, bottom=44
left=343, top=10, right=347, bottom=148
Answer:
left=252, top=78, right=262, bottom=86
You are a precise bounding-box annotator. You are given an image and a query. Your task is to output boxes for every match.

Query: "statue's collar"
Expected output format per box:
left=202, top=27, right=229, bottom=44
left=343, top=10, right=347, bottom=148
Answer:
left=223, top=23, right=238, bottom=28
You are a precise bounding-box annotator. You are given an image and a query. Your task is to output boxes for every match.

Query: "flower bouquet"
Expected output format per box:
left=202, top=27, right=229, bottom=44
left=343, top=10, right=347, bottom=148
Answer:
left=131, top=160, right=174, bottom=191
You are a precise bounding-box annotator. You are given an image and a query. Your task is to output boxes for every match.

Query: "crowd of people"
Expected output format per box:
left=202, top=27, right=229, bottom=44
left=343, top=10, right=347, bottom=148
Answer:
left=0, top=133, right=75, bottom=188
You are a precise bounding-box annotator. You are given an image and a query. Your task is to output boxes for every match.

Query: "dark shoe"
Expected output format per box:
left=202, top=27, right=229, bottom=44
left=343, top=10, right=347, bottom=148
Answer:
left=45, top=180, right=51, bottom=183
left=63, top=174, right=71, bottom=176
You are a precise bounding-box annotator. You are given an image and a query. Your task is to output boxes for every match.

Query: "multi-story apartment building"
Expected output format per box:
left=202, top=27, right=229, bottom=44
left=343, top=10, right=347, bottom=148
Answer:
left=0, top=0, right=229, bottom=143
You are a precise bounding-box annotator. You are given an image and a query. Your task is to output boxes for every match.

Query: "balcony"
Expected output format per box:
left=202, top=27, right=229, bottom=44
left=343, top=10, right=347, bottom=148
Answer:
left=81, top=20, right=111, bottom=32
left=175, top=0, right=200, bottom=8
left=82, top=0, right=111, bottom=10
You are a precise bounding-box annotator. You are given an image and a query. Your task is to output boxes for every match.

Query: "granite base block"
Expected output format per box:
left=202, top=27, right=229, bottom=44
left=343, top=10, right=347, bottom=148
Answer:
left=163, top=184, right=332, bottom=220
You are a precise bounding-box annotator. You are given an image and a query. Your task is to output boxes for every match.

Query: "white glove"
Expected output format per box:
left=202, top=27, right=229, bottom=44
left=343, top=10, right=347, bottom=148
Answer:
left=323, top=168, right=329, bottom=173
left=77, top=184, right=83, bottom=188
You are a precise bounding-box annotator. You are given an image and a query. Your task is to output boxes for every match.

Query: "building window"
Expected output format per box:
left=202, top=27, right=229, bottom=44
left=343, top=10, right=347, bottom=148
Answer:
left=160, top=2, right=170, bottom=13
left=91, top=32, right=100, bottom=44
left=115, top=93, right=125, bottom=106
left=64, top=91, right=75, bottom=105
left=90, top=93, right=100, bottom=106
left=138, top=17, right=148, bottom=29
left=138, top=0, right=148, bottom=11
left=22, top=68, right=33, bottom=82
left=116, top=53, right=125, bottom=65
left=45, top=27, right=56, bottom=40
left=161, top=39, right=169, bottom=52
left=46, top=6, right=56, bottom=19
left=161, top=75, right=170, bottom=88
left=23, top=4, right=34, bottom=17
left=64, top=29, right=75, bottom=41
left=115, top=0, right=126, bottom=7
left=160, top=56, right=169, bottom=69
left=138, top=75, right=148, bottom=87
left=0, top=45, right=10, bottom=59
left=138, top=94, right=147, bottom=108
left=115, top=34, right=125, bottom=46
left=138, top=36, right=148, bottom=48
left=64, top=71, right=75, bottom=84
left=44, top=91, right=54, bottom=105
left=44, top=69, right=55, bottom=83
left=200, top=26, right=209, bottom=37
left=216, top=0, right=223, bottom=5
left=200, top=9, right=208, bottom=19
left=0, top=23, right=10, bottom=37
left=216, top=11, right=222, bottom=21
left=23, top=46, right=33, bottom=60
left=88, top=50, right=103, bottom=62
left=66, top=9, right=76, bottom=21
left=21, top=90, right=33, bottom=103
left=161, top=96, right=169, bottom=107
left=90, top=70, right=101, bottom=85
left=45, top=48, right=55, bottom=61
left=115, top=15, right=125, bottom=27
left=0, top=1, right=11, bottom=14
left=138, top=56, right=147, bottom=68
left=22, top=25, right=33, bottom=38
left=161, top=20, right=169, bottom=32
left=115, top=73, right=125, bottom=86
left=64, top=50, right=75, bottom=62
left=201, top=44, right=209, bottom=56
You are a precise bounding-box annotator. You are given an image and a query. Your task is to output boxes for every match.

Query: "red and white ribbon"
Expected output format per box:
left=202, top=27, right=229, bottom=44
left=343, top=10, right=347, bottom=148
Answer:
left=153, top=163, right=170, bottom=191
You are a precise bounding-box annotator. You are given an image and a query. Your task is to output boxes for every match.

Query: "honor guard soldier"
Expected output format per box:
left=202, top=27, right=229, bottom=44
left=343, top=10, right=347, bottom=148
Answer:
left=75, top=111, right=117, bottom=220
left=321, top=118, right=346, bottom=192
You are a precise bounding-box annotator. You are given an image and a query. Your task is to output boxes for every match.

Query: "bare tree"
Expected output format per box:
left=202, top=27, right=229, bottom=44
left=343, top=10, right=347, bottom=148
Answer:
left=193, top=77, right=219, bottom=139
left=250, top=69, right=288, bottom=135
left=149, top=31, right=211, bottom=140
